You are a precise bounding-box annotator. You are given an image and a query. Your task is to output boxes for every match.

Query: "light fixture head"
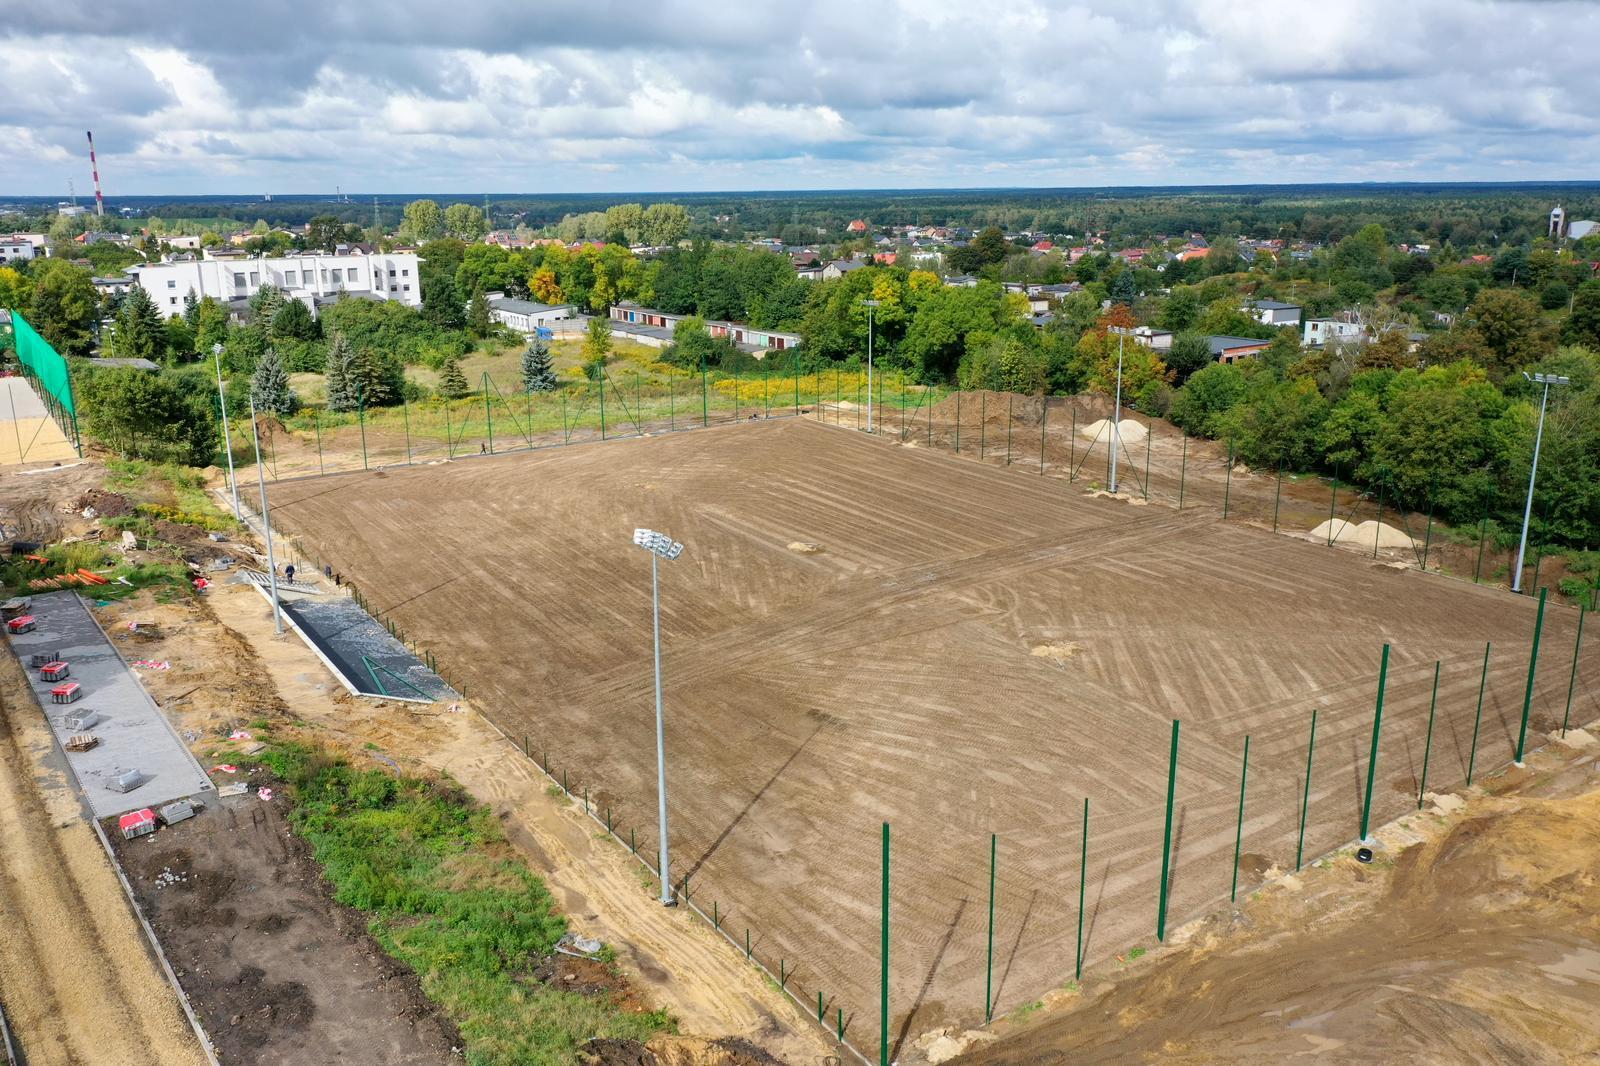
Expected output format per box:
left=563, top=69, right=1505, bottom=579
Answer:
left=633, top=528, right=685, bottom=560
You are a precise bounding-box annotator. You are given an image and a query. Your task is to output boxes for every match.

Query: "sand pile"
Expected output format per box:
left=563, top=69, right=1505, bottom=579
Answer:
left=927, top=391, right=1046, bottom=428
left=1078, top=418, right=1149, bottom=445
left=1308, top=518, right=1414, bottom=550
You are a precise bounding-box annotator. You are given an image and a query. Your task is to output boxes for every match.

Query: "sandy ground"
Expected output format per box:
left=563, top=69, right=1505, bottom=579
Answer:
left=0, top=459, right=101, bottom=544
left=0, top=642, right=208, bottom=1066
left=106, top=580, right=836, bottom=1065
left=957, top=728, right=1600, bottom=1065
left=263, top=416, right=1598, bottom=1055
left=0, top=377, right=78, bottom=465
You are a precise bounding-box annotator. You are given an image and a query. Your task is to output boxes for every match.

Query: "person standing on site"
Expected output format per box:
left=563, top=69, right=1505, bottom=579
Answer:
left=285, top=563, right=296, bottom=585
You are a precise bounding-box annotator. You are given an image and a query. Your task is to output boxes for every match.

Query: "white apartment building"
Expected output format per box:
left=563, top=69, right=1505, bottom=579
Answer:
left=127, top=250, right=423, bottom=316
left=1303, top=317, right=1365, bottom=347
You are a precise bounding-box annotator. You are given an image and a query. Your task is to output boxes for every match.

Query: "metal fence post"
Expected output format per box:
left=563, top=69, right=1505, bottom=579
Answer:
left=1222, top=442, right=1233, bottom=519
left=444, top=397, right=454, bottom=458
left=1373, top=480, right=1385, bottom=559
left=483, top=372, right=494, bottom=454
left=979, top=393, right=986, bottom=460
left=1005, top=395, right=1012, bottom=466
left=1468, top=642, right=1491, bottom=785
left=1178, top=433, right=1186, bottom=508
left=1231, top=734, right=1249, bottom=902
left=984, top=832, right=996, bottom=1022
left=1296, top=708, right=1318, bottom=870
left=1418, top=661, right=1439, bottom=808
left=599, top=372, right=607, bottom=440
left=1272, top=461, right=1283, bottom=531
left=1075, top=797, right=1087, bottom=981
left=1421, top=480, right=1437, bottom=570
left=1156, top=719, right=1180, bottom=941
left=402, top=396, right=413, bottom=464
left=1515, top=587, right=1548, bottom=764
left=1143, top=420, right=1151, bottom=500
left=1474, top=516, right=1487, bottom=582
left=1562, top=605, right=1586, bottom=738
left=880, top=821, right=890, bottom=1066
left=955, top=392, right=961, bottom=454
left=358, top=386, right=368, bottom=470
left=313, top=408, right=325, bottom=476
left=1039, top=398, right=1048, bottom=474
left=1328, top=466, right=1339, bottom=546
left=702, top=359, right=709, bottom=427
left=1359, top=644, right=1391, bottom=842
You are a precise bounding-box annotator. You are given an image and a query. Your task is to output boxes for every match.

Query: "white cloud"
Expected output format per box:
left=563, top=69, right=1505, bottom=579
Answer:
left=0, top=0, right=1597, bottom=193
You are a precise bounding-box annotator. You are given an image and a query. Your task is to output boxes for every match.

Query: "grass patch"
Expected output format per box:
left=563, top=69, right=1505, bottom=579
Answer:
left=104, top=458, right=239, bottom=531
left=258, top=741, right=671, bottom=1065
left=1011, top=1000, right=1043, bottom=1019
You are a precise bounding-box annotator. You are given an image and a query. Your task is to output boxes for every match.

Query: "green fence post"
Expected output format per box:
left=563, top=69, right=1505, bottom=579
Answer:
left=1178, top=433, right=1187, bottom=508
left=1474, top=516, right=1487, bottom=582
left=1468, top=641, right=1491, bottom=784
left=1005, top=395, right=1012, bottom=466
left=1515, top=587, right=1548, bottom=764
left=1156, top=719, right=1180, bottom=941
left=984, top=832, right=996, bottom=1022
left=445, top=398, right=454, bottom=458
left=837, top=1007, right=844, bottom=1043
left=1075, top=796, right=1087, bottom=981
left=835, top=368, right=841, bottom=425
left=1069, top=406, right=1075, bottom=477
left=979, top=394, right=987, bottom=460
left=483, top=373, right=494, bottom=453
left=793, top=369, right=800, bottom=416
left=818, top=989, right=824, bottom=1022
left=1373, top=480, right=1385, bottom=559
left=1328, top=466, right=1339, bottom=546
left=630, top=827, right=636, bottom=853
left=734, top=367, right=740, bottom=423
left=955, top=392, right=961, bottom=454
left=1272, top=461, right=1283, bottom=531
left=599, top=372, right=607, bottom=440
left=1421, top=480, right=1437, bottom=570
left=1039, top=398, right=1048, bottom=474
left=561, top=392, right=569, bottom=443
left=880, top=821, right=890, bottom=1066
left=1359, top=644, right=1391, bottom=842
left=1418, top=661, right=1440, bottom=808
left=1231, top=734, right=1250, bottom=902
left=669, top=379, right=676, bottom=430
left=713, top=900, right=720, bottom=930
left=1296, top=709, right=1318, bottom=871
left=1143, top=420, right=1152, bottom=500
left=313, top=408, right=325, bottom=476
left=1562, top=605, right=1586, bottom=738
left=402, top=396, right=413, bottom=464
left=702, top=359, right=709, bottom=427
left=764, top=366, right=770, bottom=418
left=358, top=386, right=368, bottom=470
left=745, top=927, right=750, bottom=958
left=1222, top=442, right=1233, bottom=519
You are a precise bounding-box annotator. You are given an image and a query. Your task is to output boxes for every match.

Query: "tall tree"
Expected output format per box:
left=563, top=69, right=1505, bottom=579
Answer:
left=1564, top=279, right=1600, bottom=350
left=250, top=347, right=298, bottom=416
left=270, top=298, right=319, bottom=341
left=27, top=260, right=98, bottom=356
left=443, top=203, right=488, bottom=242
left=111, top=286, right=164, bottom=362
left=521, top=338, right=557, bottom=392
left=324, top=331, right=359, bottom=412
left=401, top=199, right=444, bottom=243
left=467, top=286, right=491, bottom=337
left=182, top=288, right=200, bottom=329
left=582, top=316, right=612, bottom=380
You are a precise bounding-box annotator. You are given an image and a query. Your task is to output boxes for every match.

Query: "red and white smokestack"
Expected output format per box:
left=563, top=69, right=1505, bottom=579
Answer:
left=86, top=130, right=105, bottom=217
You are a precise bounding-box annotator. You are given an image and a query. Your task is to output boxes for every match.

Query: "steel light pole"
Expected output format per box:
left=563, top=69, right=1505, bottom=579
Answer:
left=862, top=298, right=880, bottom=433
left=1513, top=372, right=1568, bottom=593
left=1107, top=326, right=1133, bottom=494
left=248, top=393, right=283, bottom=634
left=633, top=527, right=685, bottom=905
left=213, top=342, right=240, bottom=519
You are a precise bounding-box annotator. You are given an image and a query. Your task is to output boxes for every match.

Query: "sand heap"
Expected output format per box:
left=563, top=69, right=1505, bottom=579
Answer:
left=926, top=390, right=1047, bottom=428
left=1078, top=418, right=1149, bottom=445
left=1308, top=518, right=1414, bottom=551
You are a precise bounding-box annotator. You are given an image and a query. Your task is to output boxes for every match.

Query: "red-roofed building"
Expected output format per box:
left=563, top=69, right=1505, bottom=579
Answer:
left=847, top=219, right=868, bottom=234
left=1031, top=240, right=1054, bottom=252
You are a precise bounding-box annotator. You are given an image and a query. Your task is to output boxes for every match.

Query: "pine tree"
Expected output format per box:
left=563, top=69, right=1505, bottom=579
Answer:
left=437, top=355, right=470, bottom=400
left=521, top=338, right=557, bottom=392
left=324, top=331, right=359, bottom=412
left=250, top=347, right=298, bottom=416
left=111, top=286, right=164, bottom=361
left=467, top=286, right=491, bottom=337
left=182, top=288, right=200, bottom=329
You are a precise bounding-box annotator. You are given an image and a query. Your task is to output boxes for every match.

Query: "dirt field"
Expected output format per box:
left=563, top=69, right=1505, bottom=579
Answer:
left=957, top=730, right=1600, bottom=1065
left=110, top=787, right=462, bottom=1066
left=0, top=641, right=207, bottom=1066
left=266, top=416, right=1597, bottom=1057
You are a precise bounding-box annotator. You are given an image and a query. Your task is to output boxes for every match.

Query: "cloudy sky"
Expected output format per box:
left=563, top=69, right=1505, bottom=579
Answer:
left=2, top=0, right=1597, bottom=196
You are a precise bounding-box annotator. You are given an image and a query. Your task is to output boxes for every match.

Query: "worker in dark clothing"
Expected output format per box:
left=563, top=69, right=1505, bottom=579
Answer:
left=284, top=564, right=296, bottom=585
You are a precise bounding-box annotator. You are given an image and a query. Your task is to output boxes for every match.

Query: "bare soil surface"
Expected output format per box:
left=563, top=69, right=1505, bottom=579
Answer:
left=957, top=730, right=1600, bottom=1065
left=266, top=417, right=1598, bottom=1057
left=0, top=460, right=103, bottom=545
left=0, top=636, right=208, bottom=1066
left=109, top=786, right=463, bottom=1066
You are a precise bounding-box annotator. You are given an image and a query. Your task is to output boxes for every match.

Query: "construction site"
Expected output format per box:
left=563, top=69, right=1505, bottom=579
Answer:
left=263, top=412, right=1598, bottom=1060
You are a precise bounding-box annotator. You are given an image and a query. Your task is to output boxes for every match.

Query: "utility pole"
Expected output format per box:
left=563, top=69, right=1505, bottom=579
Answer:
left=213, top=343, right=240, bottom=519
left=1107, top=326, right=1133, bottom=494
left=862, top=298, right=880, bottom=432
left=248, top=393, right=283, bottom=634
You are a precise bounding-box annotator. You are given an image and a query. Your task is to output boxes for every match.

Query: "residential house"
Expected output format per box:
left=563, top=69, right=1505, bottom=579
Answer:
left=822, top=259, right=866, bottom=281
left=943, top=274, right=980, bottom=288
left=1026, top=282, right=1082, bottom=299
left=846, top=219, right=868, bottom=234
left=485, top=293, right=573, bottom=333
left=1245, top=300, right=1302, bottom=327
left=0, top=236, right=36, bottom=263
left=608, top=303, right=801, bottom=355
left=1207, top=336, right=1272, bottom=364
left=1302, top=314, right=1365, bottom=347
left=1031, top=240, right=1054, bottom=253
left=1131, top=326, right=1173, bottom=351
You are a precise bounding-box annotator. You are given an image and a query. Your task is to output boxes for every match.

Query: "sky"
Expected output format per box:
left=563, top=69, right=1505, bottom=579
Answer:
left=1, top=0, right=1597, bottom=196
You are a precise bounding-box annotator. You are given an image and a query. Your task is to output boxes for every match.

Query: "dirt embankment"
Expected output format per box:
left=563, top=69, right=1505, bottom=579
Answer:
left=958, top=738, right=1600, bottom=1065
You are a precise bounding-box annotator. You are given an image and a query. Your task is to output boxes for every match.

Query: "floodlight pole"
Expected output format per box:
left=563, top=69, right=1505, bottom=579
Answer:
left=247, top=394, right=283, bottom=635
left=863, top=298, right=880, bottom=433
left=650, top=548, right=672, bottom=905
left=1513, top=373, right=1566, bottom=593
left=1108, top=327, right=1130, bottom=494
left=213, top=343, right=240, bottom=519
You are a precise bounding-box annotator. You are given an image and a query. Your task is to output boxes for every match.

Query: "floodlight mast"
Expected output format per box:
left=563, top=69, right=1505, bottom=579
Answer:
left=1107, top=326, right=1134, bottom=494
left=248, top=393, right=283, bottom=634
left=634, top=527, right=684, bottom=904
left=863, top=298, right=880, bottom=433
left=1512, top=372, right=1568, bottom=593
left=213, top=343, right=240, bottom=519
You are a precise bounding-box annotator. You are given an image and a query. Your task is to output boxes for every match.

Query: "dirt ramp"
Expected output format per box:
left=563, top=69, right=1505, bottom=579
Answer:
left=582, top=1035, right=786, bottom=1066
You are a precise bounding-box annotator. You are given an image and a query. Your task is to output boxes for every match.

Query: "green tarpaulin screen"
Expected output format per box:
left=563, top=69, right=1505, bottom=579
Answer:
left=10, top=312, right=75, bottom=414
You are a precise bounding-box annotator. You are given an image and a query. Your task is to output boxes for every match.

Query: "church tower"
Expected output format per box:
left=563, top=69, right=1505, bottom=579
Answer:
left=1550, top=204, right=1566, bottom=239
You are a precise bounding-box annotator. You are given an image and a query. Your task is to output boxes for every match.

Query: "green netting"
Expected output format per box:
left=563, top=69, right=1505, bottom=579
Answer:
left=10, top=312, right=75, bottom=414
